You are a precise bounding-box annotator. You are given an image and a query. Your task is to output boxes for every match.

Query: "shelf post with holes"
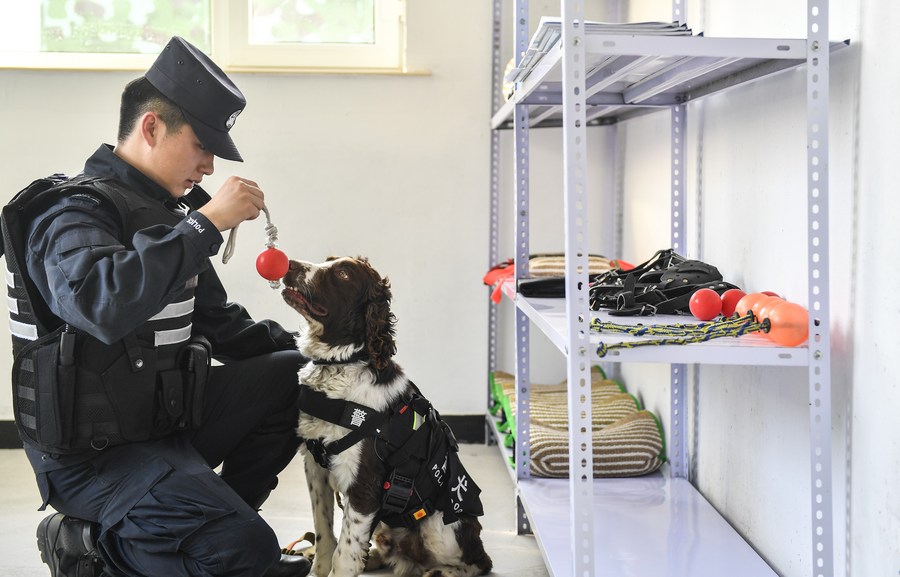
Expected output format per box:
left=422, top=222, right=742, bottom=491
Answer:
left=512, top=0, right=533, bottom=536
left=560, top=0, right=596, bottom=574
left=806, top=0, right=834, bottom=575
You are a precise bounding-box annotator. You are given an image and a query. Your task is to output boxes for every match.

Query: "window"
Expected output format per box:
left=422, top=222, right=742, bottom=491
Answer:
left=0, top=0, right=406, bottom=72
left=221, top=0, right=405, bottom=70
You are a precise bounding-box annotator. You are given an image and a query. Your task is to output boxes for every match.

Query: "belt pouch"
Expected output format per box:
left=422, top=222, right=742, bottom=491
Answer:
left=55, top=365, right=76, bottom=448
left=11, top=325, right=78, bottom=452
left=100, top=343, right=158, bottom=442
left=182, top=337, right=210, bottom=429
left=28, top=327, right=74, bottom=450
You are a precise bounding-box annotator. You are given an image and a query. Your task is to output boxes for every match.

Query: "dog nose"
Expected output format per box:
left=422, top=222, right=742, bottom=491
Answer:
left=284, top=260, right=310, bottom=283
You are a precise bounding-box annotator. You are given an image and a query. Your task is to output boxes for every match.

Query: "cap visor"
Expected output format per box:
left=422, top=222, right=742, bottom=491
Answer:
left=183, top=109, right=243, bottom=162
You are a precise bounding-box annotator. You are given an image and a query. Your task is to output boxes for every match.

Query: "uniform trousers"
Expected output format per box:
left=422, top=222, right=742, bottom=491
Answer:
left=41, top=350, right=303, bottom=577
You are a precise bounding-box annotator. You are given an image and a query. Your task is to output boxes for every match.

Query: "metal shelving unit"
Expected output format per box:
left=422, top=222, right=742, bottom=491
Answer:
left=485, top=1, right=839, bottom=576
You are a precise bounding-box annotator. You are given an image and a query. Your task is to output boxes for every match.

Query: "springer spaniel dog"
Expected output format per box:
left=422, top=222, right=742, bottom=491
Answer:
left=281, top=256, right=492, bottom=577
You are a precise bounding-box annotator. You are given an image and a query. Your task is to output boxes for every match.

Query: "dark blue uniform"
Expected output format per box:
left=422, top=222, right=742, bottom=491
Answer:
left=23, top=144, right=303, bottom=576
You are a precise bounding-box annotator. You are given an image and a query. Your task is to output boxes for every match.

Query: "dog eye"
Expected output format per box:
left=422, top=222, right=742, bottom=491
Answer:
left=336, top=269, right=350, bottom=280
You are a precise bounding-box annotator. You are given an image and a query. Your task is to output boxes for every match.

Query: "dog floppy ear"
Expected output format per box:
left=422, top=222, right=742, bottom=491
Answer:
left=365, top=276, right=397, bottom=371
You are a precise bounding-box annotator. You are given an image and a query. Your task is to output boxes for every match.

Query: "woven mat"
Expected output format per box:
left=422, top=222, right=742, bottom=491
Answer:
left=490, top=369, right=666, bottom=478
left=492, top=366, right=613, bottom=399
left=530, top=411, right=665, bottom=478
left=532, top=392, right=640, bottom=430
left=529, top=254, right=614, bottom=277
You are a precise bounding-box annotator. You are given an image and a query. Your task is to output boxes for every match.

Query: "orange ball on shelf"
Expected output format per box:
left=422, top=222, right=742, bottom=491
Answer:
left=755, top=295, right=785, bottom=323
left=766, top=301, right=809, bottom=346
left=734, top=292, right=767, bottom=318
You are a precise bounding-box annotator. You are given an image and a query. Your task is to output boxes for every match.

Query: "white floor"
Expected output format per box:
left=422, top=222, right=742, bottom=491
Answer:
left=0, top=444, right=549, bottom=577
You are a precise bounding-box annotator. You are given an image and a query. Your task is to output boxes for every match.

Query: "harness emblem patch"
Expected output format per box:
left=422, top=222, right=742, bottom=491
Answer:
left=452, top=475, right=469, bottom=506
left=350, top=408, right=367, bottom=427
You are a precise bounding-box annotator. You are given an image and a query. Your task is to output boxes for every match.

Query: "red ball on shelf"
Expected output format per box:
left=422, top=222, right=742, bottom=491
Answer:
left=256, top=247, right=289, bottom=281
left=689, top=288, right=723, bottom=321
left=720, top=288, right=746, bottom=317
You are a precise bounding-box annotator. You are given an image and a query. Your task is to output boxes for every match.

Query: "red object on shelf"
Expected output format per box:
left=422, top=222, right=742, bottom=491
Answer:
left=689, top=288, right=723, bottom=321
left=483, top=260, right=515, bottom=303
left=720, top=288, right=746, bottom=317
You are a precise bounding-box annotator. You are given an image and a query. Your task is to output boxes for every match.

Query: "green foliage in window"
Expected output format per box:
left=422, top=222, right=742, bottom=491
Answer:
left=41, top=0, right=210, bottom=54
left=251, top=0, right=375, bottom=45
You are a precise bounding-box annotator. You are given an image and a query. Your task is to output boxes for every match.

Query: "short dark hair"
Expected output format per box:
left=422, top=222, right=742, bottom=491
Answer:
left=117, top=76, right=188, bottom=143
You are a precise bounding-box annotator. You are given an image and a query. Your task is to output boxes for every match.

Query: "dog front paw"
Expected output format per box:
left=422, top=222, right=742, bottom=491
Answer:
left=365, top=547, right=386, bottom=571
left=373, top=529, right=394, bottom=554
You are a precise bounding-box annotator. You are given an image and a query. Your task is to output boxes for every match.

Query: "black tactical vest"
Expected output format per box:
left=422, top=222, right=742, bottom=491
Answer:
left=2, top=175, right=210, bottom=454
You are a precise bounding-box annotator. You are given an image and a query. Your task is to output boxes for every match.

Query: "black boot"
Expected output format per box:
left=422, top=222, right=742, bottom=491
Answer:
left=36, top=513, right=104, bottom=577
left=262, top=554, right=312, bottom=577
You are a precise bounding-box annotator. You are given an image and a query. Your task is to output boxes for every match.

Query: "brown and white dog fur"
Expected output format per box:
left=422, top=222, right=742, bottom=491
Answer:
left=281, top=256, right=492, bottom=577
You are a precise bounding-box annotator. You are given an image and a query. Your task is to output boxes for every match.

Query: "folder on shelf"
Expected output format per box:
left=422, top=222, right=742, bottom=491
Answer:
left=506, top=18, right=693, bottom=84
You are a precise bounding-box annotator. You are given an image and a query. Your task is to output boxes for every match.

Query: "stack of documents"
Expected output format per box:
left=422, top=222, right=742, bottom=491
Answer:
left=505, top=18, right=693, bottom=84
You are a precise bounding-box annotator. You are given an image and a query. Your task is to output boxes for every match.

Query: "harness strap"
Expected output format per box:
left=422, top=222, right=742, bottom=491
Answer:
left=297, top=385, right=388, bottom=467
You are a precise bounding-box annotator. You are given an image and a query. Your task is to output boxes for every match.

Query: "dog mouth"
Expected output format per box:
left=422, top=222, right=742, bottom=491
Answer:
left=282, top=287, right=329, bottom=318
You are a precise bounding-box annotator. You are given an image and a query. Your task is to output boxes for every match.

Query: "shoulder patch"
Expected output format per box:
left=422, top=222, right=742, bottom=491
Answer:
left=68, top=192, right=103, bottom=206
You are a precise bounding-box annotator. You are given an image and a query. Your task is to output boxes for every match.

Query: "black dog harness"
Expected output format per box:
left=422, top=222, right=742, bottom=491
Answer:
left=297, top=380, right=483, bottom=530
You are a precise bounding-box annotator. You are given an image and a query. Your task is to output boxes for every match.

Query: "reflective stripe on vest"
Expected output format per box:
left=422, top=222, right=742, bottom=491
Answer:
left=150, top=297, right=195, bottom=321
left=146, top=278, right=197, bottom=348
left=9, top=319, right=37, bottom=341
left=154, top=325, right=192, bottom=347
left=6, top=266, right=37, bottom=341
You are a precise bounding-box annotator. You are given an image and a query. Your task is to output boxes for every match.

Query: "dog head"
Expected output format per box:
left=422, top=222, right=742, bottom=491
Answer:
left=281, top=256, right=397, bottom=370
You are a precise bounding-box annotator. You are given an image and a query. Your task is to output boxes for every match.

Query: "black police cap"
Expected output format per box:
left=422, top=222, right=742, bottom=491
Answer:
left=145, top=37, right=246, bottom=162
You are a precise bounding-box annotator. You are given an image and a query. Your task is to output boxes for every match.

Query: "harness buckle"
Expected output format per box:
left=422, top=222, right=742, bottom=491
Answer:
left=404, top=499, right=435, bottom=527
left=382, top=471, right=414, bottom=514
left=306, top=438, right=331, bottom=469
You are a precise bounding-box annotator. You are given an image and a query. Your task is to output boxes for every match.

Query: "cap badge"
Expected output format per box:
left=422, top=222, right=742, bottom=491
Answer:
left=226, top=109, right=242, bottom=130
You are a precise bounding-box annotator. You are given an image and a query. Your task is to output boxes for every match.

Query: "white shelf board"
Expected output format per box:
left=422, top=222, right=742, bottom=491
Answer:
left=518, top=475, right=777, bottom=577
left=492, top=34, right=847, bottom=128
left=502, top=280, right=808, bottom=366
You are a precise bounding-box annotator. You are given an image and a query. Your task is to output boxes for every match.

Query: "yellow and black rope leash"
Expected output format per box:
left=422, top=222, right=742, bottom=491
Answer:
left=590, top=313, right=769, bottom=357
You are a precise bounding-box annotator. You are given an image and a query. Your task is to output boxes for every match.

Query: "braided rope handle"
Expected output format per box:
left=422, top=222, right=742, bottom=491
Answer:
left=221, top=206, right=284, bottom=289
left=222, top=206, right=277, bottom=265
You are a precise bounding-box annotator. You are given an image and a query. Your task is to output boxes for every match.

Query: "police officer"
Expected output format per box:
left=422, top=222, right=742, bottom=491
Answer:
left=10, top=37, right=311, bottom=577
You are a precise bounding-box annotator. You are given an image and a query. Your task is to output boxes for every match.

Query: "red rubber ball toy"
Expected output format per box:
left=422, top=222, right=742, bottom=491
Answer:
left=256, top=247, right=290, bottom=281
left=689, top=288, right=723, bottom=321
left=720, top=288, right=746, bottom=317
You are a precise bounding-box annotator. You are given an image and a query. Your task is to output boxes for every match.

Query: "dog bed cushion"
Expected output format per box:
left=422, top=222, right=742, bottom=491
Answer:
left=530, top=411, right=666, bottom=478
left=490, top=369, right=666, bottom=478
left=528, top=254, right=614, bottom=277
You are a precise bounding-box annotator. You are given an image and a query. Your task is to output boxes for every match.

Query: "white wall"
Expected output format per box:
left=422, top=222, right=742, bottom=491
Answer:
left=1, top=1, right=897, bottom=576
